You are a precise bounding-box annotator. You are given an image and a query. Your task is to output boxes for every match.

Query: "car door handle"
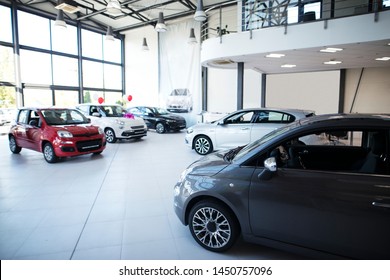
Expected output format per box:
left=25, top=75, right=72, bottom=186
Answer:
left=372, top=202, right=390, bottom=209
left=241, top=127, right=250, bottom=130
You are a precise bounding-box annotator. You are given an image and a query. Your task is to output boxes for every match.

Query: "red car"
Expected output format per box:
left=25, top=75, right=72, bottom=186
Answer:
left=8, top=108, right=106, bottom=163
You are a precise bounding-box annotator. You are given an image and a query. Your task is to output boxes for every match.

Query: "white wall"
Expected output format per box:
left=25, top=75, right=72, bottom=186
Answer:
left=266, top=71, right=340, bottom=114
left=123, top=26, right=159, bottom=108
left=344, top=67, right=390, bottom=113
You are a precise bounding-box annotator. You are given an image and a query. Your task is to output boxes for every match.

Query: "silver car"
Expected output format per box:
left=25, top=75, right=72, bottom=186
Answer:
left=185, top=108, right=315, bottom=155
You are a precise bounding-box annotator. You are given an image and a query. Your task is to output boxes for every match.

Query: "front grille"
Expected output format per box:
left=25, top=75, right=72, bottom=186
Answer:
left=73, top=132, right=99, bottom=137
left=76, top=139, right=102, bottom=152
left=131, top=125, right=145, bottom=129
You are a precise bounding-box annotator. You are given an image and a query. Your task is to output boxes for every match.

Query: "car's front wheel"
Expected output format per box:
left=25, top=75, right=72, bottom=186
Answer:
left=43, top=143, right=58, bottom=163
left=155, top=122, right=166, bottom=134
left=188, top=201, right=239, bottom=252
left=105, top=128, right=117, bottom=143
left=194, top=136, right=213, bottom=155
left=9, top=135, right=22, bottom=154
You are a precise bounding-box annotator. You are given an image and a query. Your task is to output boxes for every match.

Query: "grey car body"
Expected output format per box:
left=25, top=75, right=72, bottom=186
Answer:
left=174, top=114, right=390, bottom=259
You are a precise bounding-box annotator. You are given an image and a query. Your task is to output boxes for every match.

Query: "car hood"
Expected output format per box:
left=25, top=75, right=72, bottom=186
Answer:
left=162, top=114, right=185, bottom=121
left=187, top=151, right=229, bottom=176
left=53, top=124, right=101, bottom=135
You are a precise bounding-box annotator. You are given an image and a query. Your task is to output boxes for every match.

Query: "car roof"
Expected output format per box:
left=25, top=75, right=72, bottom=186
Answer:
left=297, top=113, right=390, bottom=126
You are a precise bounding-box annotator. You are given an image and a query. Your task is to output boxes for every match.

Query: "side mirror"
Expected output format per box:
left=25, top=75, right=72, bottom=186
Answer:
left=264, top=157, right=277, bottom=172
left=258, top=157, right=277, bottom=181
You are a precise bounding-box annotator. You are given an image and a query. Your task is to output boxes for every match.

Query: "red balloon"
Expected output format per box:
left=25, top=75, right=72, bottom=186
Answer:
left=127, top=95, right=133, bottom=102
left=98, top=97, right=104, bottom=104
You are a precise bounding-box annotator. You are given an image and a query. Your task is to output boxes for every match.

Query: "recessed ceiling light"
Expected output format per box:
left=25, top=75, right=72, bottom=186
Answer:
left=320, top=47, right=343, bottom=53
left=324, top=60, right=342, bottom=65
left=266, top=53, right=285, bottom=58
left=281, top=64, right=296, bottom=68
left=375, top=57, right=390, bottom=61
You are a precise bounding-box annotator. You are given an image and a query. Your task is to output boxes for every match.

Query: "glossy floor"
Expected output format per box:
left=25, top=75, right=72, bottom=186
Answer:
left=0, top=129, right=303, bottom=260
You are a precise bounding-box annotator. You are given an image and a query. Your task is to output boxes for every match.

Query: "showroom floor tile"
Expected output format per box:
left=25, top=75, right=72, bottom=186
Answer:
left=0, top=129, right=303, bottom=260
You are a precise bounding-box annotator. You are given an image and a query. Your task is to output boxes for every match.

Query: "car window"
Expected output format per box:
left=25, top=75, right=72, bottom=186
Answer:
left=254, top=111, right=295, bottom=124
left=42, top=109, right=88, bottom=125
left=268, top=129, right=389, bottom=175
left=225, top=111, right=254, bottom=124
left=17, top=110, right=29, bottom=124
left=101, top=106, right=124, bottom=117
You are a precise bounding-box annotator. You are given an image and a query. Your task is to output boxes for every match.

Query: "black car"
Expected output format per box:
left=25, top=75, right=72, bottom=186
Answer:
left=127, top=106, right=186, bottom=134
left=174, top=113, right=390, bottom=259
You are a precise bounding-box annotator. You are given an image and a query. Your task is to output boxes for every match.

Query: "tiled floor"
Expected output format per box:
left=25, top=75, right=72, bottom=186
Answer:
left=0, top=128, right=303, bottom=260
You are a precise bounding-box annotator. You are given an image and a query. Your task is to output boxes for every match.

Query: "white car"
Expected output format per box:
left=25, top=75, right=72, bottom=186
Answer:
left=185, top=108, right=315, bottom=155
left=166, top=88, right=193, bottom=113
left=76, top=104, right=147, bottom=143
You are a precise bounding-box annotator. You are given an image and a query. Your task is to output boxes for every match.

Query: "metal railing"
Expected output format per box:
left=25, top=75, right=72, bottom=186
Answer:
left=200, top=0, right=389, bottom=42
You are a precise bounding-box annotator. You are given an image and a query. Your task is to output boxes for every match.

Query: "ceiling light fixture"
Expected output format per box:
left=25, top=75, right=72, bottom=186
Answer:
left=320, top=47, right=343, bottom=53
left=142, top=37, right=149, bottom=51
left=375, top=57, right=390, bottom=61
left=188, top=28, right=197, bottom=44
left=106, top=0, right=122, bottom=16
left=155, top=12, right=167, bottom=32
left=54, top=10, right=67, bottom=29
left=324, top=60, right=342, bottom=65
left=266, top=53, right=285, bottom=58
left=194, top=0, right=207, bottom=22
left=105, top=26, right=114, bottom=41
left=55, top=0, right=80, bottom=14
left=281, top=64, right=296, bottom=68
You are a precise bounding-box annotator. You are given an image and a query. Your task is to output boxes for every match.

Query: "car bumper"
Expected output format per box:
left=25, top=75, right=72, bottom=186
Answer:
left=120, top=128, right=147, bottom=139
left=53, top=137, right=106, bottom=157
left=167, top=123, right=186, bottom=131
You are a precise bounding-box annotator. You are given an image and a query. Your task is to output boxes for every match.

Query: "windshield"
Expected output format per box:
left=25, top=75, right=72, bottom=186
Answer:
left=233, top=121, right=300, bottom=161
left=101, top=105, right=125, bottom=117
left=42, top=109, right=89, bottom=125
left=154, top=107, right=169, bottom=115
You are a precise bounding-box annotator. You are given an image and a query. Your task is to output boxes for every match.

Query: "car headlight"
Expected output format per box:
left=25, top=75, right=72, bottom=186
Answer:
left=166, top=119, right=175, bottom=123
left=187, top=127, right=193, bottom=134
left=116, top=119, right=125, bottom=126
left=57, top=130, right=73, bottom=138
left=98, top=127, right=104, bottom=134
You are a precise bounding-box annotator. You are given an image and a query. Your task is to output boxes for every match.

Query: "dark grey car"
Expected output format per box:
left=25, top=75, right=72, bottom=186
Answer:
left=174, top=114, right=390, bottom=259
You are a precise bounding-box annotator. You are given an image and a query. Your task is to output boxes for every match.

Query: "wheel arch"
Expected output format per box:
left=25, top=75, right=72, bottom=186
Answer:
left=184, top=195, right=242, bottom=233
left=40, top=140, right=51, bottom=152
left=192, top=134, right=212, bottom=149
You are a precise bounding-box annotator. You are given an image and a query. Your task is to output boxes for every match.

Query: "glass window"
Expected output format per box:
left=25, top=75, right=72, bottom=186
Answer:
left=18, top=11, right=50, bottom=49
left=83, top=60, right=103, bottom=88
left=268, top=129, right=388, bottom=175
left=20, top=50, right=52, bottom=84
left=17, top=109, right=29, bottom=124
left=51, top=22, right=78, bottom=55
left=23, top=88, right=52, bottom=107
left=104, top=39, right=121, bottom=63
left=0, top=5, right=12, bottom=43
left=0, top=86, right=16, bottom=108
left=0, top=45, right=15, bottom=82
left=104, top=63, right=122, bottom=89
left=82, top=29, right=103, bottom=59
left=52, top=55, right=78, bottom=86
left=54, top=90, right=79, bottom=107
left=104, top=92, right=123, bottom=105
left=83, top=90, right=104, bottom=104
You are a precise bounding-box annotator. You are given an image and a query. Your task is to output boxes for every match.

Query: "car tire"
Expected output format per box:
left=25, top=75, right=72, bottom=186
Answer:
left=43, top=142, right=58, bottom=163
left=155, top=122, right=166, bottom=134
left=105, top=128, right=117, bottom=143
left=188, top=200, right=240, bottom=252
left=9, top=135, right=22, bottom=154
left=194, top=136, right=213, bottom=155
